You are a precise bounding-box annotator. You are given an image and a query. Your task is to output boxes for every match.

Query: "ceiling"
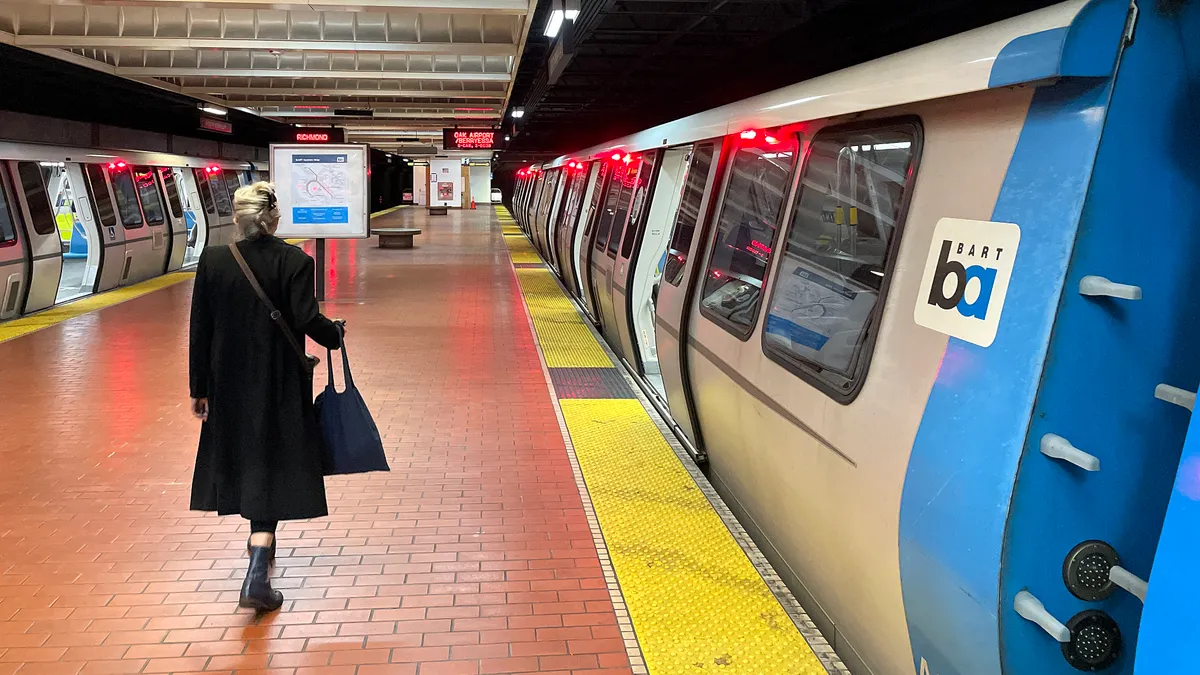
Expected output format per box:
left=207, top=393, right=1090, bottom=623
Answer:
left=498, top=0, right=1059, bottom=167
left=0, top=0, right=538, bottom=156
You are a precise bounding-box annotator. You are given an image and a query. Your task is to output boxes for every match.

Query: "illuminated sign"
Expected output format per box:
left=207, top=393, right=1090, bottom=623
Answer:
left=199, top=117, right=233, bottom=134
left=292, top=128, right=344, bottom=143
left=443, top=128, right=498, bottom=150
left=296, top=132, right=330, bottom=142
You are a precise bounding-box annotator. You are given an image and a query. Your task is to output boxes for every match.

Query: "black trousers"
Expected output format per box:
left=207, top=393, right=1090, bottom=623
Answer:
left=248, top=520, right=278, bottom=534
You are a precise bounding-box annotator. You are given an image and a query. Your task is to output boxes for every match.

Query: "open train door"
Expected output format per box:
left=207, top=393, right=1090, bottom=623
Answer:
left=651, top=140, right=722, bottom=458
left=6, top=160, right=64, bottom=314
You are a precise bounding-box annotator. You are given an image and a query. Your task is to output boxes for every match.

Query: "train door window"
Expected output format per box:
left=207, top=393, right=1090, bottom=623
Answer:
left=223, top=172, right=242, bottom=202
left=210, top=172, right=233, bottom=217
left=0, top=173, right=18, bottom=245
left=109, top=168, right=145, bottom=229
left=664, top=142, right=716, bottom=286
left=762, top=121, right=920, bottom=400
left=193, top=169, right=218, bottom=215
left=619, top=151, right=659, bottom=259
left=582, top=162, right=611, bottom=241
left=593, top=161, right=630, bottom=253
left=699, top=133, right=800, bottom=338
left=606, top=158, right=642, bottom=257
left=83, top=164, right=117, bottom=231
left=158, top=168, right=184, bottom=220
left=132, top=167, right=166, bottom=227
left=15, top=162, right=58, bottom=237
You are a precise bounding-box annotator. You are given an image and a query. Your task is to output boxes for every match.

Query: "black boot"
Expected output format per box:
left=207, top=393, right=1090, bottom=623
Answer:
left=246, top=536, right=276, bottom=563
left=239, top=546, right=283, bottom=612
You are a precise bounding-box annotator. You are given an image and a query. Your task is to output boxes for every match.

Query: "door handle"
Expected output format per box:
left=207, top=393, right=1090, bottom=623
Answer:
left=1079, top=275, right=1142, bottom=300
left=1039, top=434, right=1100, bottom=471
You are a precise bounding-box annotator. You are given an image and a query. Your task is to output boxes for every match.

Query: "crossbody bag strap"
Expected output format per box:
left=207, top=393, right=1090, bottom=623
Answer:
left=228, top=243, right=310, bottom=369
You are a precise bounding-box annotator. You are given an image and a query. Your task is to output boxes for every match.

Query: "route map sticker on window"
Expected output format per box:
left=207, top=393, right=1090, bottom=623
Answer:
left=270, top=144, right=370, bottom=239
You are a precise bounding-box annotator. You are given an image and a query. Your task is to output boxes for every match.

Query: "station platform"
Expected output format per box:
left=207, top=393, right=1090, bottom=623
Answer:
left=0, top=206, right=843, bottom=675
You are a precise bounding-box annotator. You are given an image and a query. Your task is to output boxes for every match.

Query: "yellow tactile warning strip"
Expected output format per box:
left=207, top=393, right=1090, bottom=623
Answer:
left=496, top=205, right=837, bottom=675
left=0, top=272, right=192, bottom=344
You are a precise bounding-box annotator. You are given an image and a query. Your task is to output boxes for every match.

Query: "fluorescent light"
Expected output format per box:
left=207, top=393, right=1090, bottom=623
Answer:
left=199, top=104, right=227, bottom=116
left=504, top=135, right=511, bottom=141
left=565, top=9, right=579, bottom=20
left=871, top=141, right=912, bottom=150
left=544, top=10, right=564, bottom=38
left=39, top=161, right=65, bottom=167
left=511, top=108, right=525, bottom=119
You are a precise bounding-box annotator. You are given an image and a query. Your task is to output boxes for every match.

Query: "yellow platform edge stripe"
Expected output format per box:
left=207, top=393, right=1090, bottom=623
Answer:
left=500, top=231, right=828, bottom=674
left=0, top=272, right=193, bottom=344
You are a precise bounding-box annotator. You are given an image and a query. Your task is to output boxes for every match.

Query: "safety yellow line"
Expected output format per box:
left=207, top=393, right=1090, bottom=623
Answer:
left=501, top=233, right=828, bottom=675
left=0, top=272, right=193, bottom=344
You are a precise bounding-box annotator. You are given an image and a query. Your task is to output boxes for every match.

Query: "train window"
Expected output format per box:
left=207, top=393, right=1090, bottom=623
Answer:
left=762, top=121, right=921, bottom=400
left=210, top=173, right=233, bottom=217
left=582, top=162, right=611, bottom=240
left=606, top=159, right=642, bottom=257
left=158, top=168, right=184, bottom=220
left=664, top=143, right=716, bottom=286
left=132, top=167, right=166, bottom=227
left=593, top=168, right=624, bottom=252
left=83, top=164, right=117, bottom=230
left=16, top=162, right=59, bottom=237
left=109, top=168, right=145, bottom=229
left=223, top=172, right=242, bottom=202
left=699, top=133, right=800, bottom=338
left=619, top=150, right=659, bottom=259
left=0, top=173, right=18, bottom=245
left=193, top=169, right=218, bottom=215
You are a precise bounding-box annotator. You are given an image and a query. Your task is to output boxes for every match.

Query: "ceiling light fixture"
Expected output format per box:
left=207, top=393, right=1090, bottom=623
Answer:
left=544, top=10, right=565, bottom=37
left=511, top=107, right=525, bottom=119
left=199, top=104, right=228, bottom=116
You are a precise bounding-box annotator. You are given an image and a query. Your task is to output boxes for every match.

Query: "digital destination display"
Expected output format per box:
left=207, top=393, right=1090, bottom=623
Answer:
left=443, top=128, right=498, bottom=150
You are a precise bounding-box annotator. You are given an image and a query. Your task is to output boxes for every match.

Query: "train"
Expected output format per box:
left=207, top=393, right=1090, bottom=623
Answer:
left=0, top=141, right=267, bottom=320
left=508, top=1, right=1200, bottom=674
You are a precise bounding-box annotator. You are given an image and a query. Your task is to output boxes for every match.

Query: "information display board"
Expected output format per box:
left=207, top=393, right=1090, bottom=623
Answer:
left=270, top=144, right=370, bottom=238
left=442, top=128, right=498, bottom=150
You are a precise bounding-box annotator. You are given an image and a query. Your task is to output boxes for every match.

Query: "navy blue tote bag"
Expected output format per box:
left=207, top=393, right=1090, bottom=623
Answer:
left=315, top=329, right=390, bottom=475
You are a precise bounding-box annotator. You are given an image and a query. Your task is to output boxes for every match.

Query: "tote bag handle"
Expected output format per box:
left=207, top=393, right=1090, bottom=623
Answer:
left=326, top=326, right=354, bottom=392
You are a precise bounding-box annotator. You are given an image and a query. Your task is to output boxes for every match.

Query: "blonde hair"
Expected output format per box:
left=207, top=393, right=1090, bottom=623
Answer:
left=233, top=181, right=280, bottom=240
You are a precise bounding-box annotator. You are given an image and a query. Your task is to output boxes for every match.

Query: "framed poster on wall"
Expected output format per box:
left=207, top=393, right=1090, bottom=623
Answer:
left=428, top=158, right=462, bottom=208
left=270, top=143, right=370, bottom=238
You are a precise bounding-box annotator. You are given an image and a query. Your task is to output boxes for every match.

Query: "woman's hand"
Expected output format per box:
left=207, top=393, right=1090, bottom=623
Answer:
left=332, top=318, right=347, bottom=334
left=191, top=398, right=209, bottom=421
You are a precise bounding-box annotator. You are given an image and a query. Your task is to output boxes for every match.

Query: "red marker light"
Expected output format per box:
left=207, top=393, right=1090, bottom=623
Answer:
left=611, top=152, right=622, bottom=161
left=622, top=154, right=632, bottom=164
left=765, top=135, right=779, bottom=145
left=740, top=130, right=757, bottom=140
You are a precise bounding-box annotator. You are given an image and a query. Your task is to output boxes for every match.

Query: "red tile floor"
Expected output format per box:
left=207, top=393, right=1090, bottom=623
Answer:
left=0, top=209, right=633, bottom=675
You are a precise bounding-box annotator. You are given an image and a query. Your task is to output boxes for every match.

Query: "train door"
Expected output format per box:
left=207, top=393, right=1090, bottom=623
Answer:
left=544, top=170, right=568, bottom=273
left=609, top=150, right=661, bottom=371
left=570, top=163, right=602, bottom=299
left=621, top=146, right=691, bottom=398
left=81, top=163, right=125, bottom=293
left=554, top=165, right=590, bottom=297
left=175, top=168, right=207, bottom=265
left=130, top=166, right=172, bottom=277
left=47, top=163, right=104, bottom=303
left=105, top=163, right=153, bottom=286
left=653, top=140, right=721, bottom=449
left=6, top=160, right=63, bottom=313
left=534, top=171, right=557, bottom=258
left=578, top=162, right=611, bottom=323
left=590, top=155, right=642, bottom=356
left=208, top=169, right=236, bottom=245
left=192, top=169, right=224, bottom=247
left=0, top=170, right=26, bottom=320
left=157, top=167, right=188, bottom=272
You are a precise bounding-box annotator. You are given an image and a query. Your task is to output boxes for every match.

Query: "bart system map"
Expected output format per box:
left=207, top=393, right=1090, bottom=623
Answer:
left=291, top=154, right=350, bottom=224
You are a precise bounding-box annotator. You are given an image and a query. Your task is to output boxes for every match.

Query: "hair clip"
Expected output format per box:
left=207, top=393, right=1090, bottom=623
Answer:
left=266, top=191, right=278, bottom=210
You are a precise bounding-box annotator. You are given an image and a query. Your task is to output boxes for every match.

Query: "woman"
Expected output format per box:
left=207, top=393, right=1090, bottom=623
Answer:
left=188, top=181, right=343, bottom=612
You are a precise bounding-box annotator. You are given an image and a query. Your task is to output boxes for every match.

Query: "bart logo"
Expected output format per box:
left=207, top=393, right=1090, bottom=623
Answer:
left=913, top=218, right=1020, bottom=348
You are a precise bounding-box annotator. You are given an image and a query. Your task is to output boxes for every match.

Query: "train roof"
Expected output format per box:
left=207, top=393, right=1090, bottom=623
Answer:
left=542, top=0, right=1126, bottom=168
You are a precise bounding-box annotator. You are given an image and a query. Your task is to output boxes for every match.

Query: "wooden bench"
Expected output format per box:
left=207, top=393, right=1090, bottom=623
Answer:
left=374, top=228, right=422, bottom=249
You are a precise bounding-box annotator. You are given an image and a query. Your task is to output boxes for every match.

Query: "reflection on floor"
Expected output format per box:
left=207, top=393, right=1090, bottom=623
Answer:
left=56, top=256, right=91, bottom=303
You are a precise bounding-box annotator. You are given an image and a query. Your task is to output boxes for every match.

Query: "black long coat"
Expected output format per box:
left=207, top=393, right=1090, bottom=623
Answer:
left=189, top=236, right=341, bottom=521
